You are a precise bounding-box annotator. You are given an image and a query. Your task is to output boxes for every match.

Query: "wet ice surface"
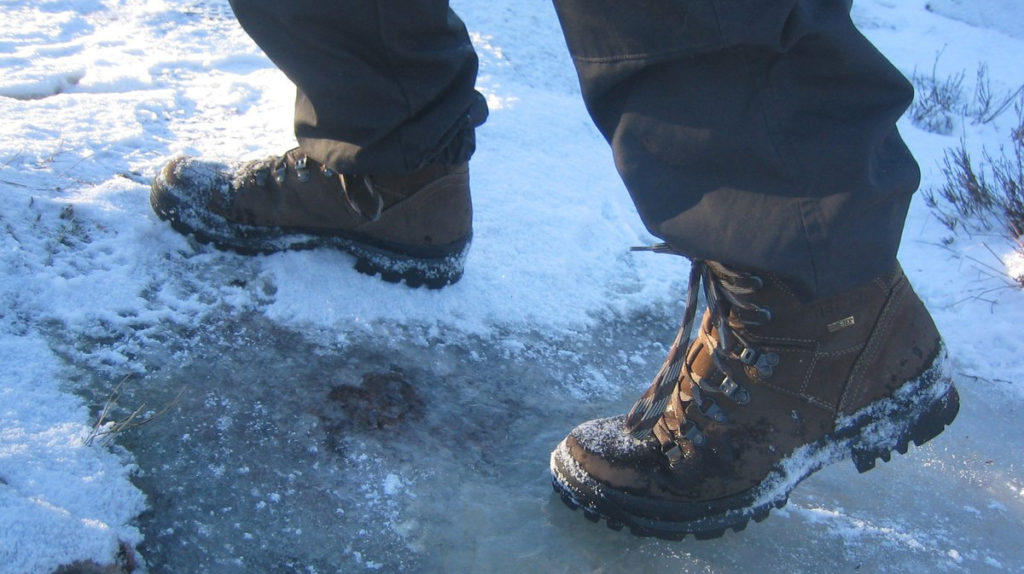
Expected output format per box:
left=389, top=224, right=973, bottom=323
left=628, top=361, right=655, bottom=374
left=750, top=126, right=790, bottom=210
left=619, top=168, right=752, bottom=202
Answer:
left=69, top=305, right=672, bottom=572
left=2, top=0, right=1024, bottom=571
left=66, top=309, right=1022, bottom=573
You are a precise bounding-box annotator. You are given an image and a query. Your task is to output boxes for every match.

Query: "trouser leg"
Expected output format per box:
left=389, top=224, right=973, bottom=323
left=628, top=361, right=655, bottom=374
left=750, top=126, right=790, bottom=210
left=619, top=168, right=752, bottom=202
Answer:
left=228, top=0, right=487, bottom=175
left=553, top=0, right=920, bottom=298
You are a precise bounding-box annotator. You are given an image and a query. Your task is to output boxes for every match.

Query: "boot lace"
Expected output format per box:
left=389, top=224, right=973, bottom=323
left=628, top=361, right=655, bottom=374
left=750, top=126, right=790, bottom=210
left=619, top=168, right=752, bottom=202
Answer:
left=250, top=149, right=384, bottom=221
left=624, top=246, right=779, bottom=453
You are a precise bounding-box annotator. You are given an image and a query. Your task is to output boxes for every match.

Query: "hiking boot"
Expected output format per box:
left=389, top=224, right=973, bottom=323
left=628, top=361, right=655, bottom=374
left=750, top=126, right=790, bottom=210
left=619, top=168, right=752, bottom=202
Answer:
left=549, top=252, right=959, bottom=539
left=150, top=149, right=473, bottom=288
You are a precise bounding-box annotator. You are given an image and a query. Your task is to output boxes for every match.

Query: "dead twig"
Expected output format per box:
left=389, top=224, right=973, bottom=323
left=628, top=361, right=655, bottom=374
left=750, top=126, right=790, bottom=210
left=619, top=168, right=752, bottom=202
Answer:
left=85, top=377, right=183, bottom=446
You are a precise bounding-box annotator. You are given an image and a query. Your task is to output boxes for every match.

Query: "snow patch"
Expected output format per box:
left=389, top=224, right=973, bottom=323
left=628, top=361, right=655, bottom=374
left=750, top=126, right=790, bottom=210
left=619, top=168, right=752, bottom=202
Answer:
left=0, top=337, right=145, bottom=574
left=927, top=0, right=1024, bottom=40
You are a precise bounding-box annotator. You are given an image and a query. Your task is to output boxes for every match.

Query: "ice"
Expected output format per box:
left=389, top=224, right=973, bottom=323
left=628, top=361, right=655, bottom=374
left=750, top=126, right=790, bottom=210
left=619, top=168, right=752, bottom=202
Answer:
left=1, top=0, right=1023, bottom=572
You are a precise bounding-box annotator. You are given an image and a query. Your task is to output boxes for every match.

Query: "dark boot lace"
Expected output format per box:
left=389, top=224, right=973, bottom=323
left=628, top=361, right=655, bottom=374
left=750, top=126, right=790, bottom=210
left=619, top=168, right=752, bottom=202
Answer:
left=624, top=247, right=779, bottom=459
left=246, top=148, right=384, bottom=221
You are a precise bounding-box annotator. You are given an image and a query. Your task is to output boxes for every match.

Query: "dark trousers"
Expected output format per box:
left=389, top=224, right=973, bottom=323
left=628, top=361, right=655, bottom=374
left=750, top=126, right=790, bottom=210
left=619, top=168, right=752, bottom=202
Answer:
left=228, top=0, right=920, bottom=299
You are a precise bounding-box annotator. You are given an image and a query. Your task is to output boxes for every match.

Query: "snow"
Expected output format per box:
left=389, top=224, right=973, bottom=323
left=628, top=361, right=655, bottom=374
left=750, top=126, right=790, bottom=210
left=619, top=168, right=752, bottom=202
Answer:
left=0, top=337, right=144, bottom=573
left=926, top=0, right=1024, bottom=41
left=1, top=0, right=1023, bottom=572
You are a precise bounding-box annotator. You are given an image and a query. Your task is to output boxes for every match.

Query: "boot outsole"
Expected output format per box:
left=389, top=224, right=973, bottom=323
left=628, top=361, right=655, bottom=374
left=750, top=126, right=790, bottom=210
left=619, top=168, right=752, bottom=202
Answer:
left=151, top=183, right=469, bottom=289
left=550, top=352, right=959, bottom=541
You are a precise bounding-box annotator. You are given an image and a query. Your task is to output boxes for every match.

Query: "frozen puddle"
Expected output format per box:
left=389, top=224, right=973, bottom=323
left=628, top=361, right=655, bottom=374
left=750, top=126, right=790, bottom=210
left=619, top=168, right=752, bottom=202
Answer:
left=66, top=309, right=1020, bottom=573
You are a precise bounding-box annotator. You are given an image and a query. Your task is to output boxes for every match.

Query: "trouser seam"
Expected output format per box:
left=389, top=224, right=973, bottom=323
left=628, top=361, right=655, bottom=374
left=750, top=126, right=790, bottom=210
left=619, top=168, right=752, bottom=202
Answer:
left=570, top=42, right=727, bottom=64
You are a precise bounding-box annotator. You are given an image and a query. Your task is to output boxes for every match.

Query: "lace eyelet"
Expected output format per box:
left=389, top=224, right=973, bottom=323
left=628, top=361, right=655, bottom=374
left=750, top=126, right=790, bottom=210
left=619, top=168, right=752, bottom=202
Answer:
left=294, top=156, right=310, bottom=182
left=699, top=398, right=728, bottom=423
left=755, top=352, right=780, bottom=379
left=681, top=422, right=706, bottom=446
left=739, top=346, right=759, bottom=365
left=663, top=444, right=684, bottom=464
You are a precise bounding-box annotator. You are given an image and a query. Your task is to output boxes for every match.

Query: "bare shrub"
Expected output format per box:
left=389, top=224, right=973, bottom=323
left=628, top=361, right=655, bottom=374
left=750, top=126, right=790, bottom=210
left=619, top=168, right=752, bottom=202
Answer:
left=910, top=55, right=1023, bottom=135
left=925, top=101, right=1024, bottom=287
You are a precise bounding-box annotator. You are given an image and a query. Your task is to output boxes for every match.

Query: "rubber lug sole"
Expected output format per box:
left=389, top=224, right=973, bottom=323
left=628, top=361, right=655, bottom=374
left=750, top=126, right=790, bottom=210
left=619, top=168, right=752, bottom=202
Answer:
left=154, top=200, right=468, bottom=289
left=849, top=382, right=959, bottom=473
left=550, top=457, right=792, bottom=541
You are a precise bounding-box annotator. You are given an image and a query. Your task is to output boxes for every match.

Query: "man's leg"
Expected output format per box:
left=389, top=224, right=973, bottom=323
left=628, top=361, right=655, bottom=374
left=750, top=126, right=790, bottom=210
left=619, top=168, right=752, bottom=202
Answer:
left=229, top=0, right=487, bottom=175
left=554, top=0, right=917, bottom=299
left=150, top=0, right=488, bottom=287
left=548, top=0, right=958, bottom=538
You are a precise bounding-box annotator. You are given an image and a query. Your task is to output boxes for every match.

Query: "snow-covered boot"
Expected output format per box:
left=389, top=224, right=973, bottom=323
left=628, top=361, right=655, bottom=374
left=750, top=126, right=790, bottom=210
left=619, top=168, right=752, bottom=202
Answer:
left=150, top=149, right=473, bottom=288
left=550, top=255, right=958, bottom=539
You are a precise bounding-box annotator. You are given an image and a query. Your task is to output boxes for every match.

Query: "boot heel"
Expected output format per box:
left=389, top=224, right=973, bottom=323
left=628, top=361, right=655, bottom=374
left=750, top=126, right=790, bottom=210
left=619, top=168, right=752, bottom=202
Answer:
left=349, top=237, right=471, bottom=289
left=850, top=383, right=959, bottom=473
left=909, top=385, right=960, bottom=447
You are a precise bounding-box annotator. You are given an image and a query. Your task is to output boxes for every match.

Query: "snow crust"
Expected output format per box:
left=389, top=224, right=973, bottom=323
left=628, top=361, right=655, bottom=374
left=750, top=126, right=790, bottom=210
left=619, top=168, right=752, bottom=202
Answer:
left=926, top=0, right=1024, bottom=40
left=1, top=0, right=1023, bottom=572
left=0, top=337, right=145, bottom=573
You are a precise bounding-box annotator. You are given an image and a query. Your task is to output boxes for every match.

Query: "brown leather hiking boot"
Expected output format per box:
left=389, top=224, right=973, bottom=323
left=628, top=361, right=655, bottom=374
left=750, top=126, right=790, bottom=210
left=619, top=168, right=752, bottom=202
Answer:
left=549, top=253, right=959, bottom=539
left=150, top=148, right=473, bottom=288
